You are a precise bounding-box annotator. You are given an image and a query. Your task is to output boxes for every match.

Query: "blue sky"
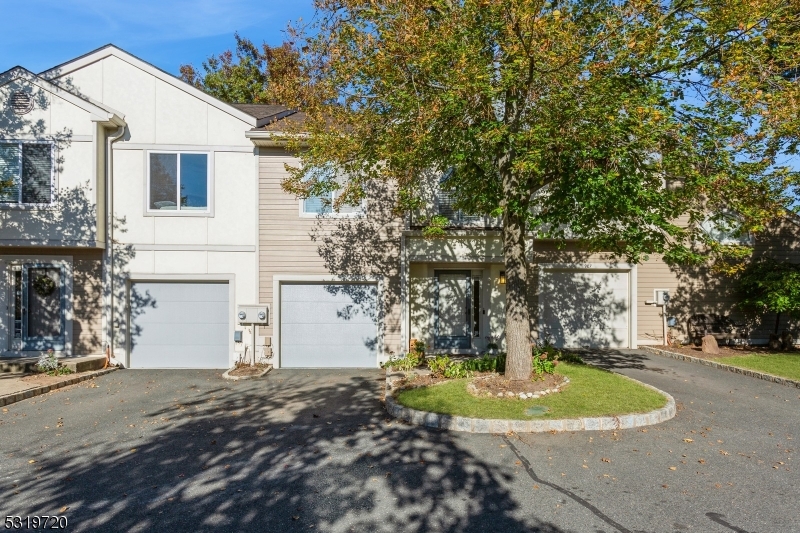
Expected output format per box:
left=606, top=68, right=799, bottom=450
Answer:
left=0, top=0, right=315, bottom=76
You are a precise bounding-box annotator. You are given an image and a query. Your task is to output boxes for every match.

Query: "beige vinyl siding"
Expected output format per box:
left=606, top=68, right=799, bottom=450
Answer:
left=257, top=148, right=404, bottom=356
left=71, top=248, right=104, bottom=354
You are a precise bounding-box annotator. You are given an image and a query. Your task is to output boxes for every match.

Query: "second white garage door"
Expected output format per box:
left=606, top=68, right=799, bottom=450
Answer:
left=538, top=269, right=630, bottom=349
left=129, top=281, right=230, bottom=369
left=280, top=283, right=378, bottom=368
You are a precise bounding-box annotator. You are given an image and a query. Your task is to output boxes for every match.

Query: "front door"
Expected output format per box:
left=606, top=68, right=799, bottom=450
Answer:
left=10, top=264, right=66, bottom=351
left=435, top=270, right=472, bottom=349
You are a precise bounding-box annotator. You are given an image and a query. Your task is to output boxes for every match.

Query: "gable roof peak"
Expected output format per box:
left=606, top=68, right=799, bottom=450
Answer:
left=39, top=44, right=256, bottom=127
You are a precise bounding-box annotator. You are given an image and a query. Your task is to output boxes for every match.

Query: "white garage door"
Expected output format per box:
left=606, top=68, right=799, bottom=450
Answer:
left=129, top=282, right=229, bottom=368
left=280, top=283, right=378, bottom=368
left=538, top=269, right=629, bottom=349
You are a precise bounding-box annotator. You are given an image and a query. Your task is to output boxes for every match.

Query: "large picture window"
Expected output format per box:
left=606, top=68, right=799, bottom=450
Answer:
left=0, top=141, right=53, bottom=205
left=148, top=152, right=209, bottom=212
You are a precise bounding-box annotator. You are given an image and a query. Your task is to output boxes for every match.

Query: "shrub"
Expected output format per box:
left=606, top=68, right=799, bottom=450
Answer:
left=426, top=355, right=451, bottom=377
left=462, top=353, right=506, bottom=373
left=35, top=350, right=73, bottom=376
left=443, top=361, right=472, bottom=379
left=382, top=351, right=422, bottom=371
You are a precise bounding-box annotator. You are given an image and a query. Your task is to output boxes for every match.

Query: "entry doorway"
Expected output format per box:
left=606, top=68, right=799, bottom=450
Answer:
left=434, top=270, right=482, bottom=350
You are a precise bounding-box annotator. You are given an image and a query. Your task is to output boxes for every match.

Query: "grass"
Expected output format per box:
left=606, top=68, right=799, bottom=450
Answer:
left=712, top=352, right=800, bottom=381
left=395, top=363, right=667, bottom=420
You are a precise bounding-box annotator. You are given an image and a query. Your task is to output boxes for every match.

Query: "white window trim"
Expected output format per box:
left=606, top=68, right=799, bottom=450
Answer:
left=0, top=139, right=56, bottom=209
left=298, top=190, right=366, bottom=219
left=144, top=150, right=215, bottom=217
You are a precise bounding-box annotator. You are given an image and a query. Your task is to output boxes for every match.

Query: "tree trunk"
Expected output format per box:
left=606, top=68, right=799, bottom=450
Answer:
left=775, top=312, right=782, bottom=334
left=502, top=209, right=532, bottom=381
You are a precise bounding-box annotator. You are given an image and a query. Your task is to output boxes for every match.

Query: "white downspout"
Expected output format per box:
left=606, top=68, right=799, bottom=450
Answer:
left=105, top=126, right=125, bottom=366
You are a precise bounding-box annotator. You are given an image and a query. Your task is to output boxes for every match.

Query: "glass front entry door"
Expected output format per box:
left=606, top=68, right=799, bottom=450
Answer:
left=434, top=270, right=472, bottom=349
left=10, top=264, right=65, bottom=351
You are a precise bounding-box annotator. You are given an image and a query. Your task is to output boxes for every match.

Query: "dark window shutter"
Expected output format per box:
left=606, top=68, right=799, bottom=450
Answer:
left=21, top=144, right=52, bottom=204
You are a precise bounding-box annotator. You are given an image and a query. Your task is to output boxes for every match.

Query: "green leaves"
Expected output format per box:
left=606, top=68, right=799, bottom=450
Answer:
left=737, top=258, right=800, bottom=318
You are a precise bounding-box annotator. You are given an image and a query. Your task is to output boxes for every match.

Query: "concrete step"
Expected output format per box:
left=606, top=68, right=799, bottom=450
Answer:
left=0, top=355, right=107, bottom=374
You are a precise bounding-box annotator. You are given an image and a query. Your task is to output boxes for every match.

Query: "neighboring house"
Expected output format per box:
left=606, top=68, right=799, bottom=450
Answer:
left=0, top=45, right=268, bottom=368
left=1, top=45, right=796, bottom=369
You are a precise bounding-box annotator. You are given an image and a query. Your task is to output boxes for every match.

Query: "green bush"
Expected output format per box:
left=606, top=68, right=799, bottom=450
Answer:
left=426, top=355, right=451, bottom=376
left=382, top=351, right=423, bottom=371
left=462, top=353, right=506, bottom=373
left=443, top=361, right=472, bottom=379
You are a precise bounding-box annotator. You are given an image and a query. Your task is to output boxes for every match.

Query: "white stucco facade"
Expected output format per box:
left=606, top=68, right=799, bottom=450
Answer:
left=44, top=46, right=261, bottom=367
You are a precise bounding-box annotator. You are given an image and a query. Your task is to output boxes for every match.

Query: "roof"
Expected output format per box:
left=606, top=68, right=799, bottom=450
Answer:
left=0, top=66, right=125, bottom=127
left=39, top=44, right=257, bottom=127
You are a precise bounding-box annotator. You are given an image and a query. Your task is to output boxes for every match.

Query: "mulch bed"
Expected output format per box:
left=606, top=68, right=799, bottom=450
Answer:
left=653, top=345, right=793, bottom=360
left=228, top=365, right=270, bottom=377
left=468, top=373, right=566, bottom=398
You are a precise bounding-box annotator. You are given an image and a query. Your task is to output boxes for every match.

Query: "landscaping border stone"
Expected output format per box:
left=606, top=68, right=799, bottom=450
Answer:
left=222, top=365, right=272, bottom=381
left=640, top=346, right=800, bottom=389
left=0, top=367, right=118, bottom=407
left=384, top=371, right=676, bottom=433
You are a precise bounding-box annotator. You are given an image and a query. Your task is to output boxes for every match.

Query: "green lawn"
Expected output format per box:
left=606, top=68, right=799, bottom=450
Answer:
left=395, top=363, right=667, bottom=420
left=713, top=353, right=800, bottom=381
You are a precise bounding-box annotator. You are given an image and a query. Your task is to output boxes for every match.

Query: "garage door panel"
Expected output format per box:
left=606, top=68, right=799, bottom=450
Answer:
left=281, top=283, right=378, bottom=368
left=133, top=282, right=228, bottom=303
left=282, top=283, right=377, bottom=303
left=281, top=301, right=376, bottom=325
left=135, top=301, right=229, bottom=325
left=539, top=270, right=629, bottom=349
left=130, top=282, right=229, bottom=369
left=281, top=323, right=377, bottom=346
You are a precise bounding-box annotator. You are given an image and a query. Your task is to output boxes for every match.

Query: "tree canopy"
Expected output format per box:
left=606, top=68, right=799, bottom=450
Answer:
left=191, top=1, right=800, bottom=379
left=737, top=257, right=800, bottom=333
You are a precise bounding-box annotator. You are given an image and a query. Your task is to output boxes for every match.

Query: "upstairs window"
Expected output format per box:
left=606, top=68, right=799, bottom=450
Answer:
left=0, top=141, right=53, bottom=205
left=148, top=151, right=209, bottom=213
left=302, top=189, right=363, bottom=216
left=300, top=165, right=364, bottom=217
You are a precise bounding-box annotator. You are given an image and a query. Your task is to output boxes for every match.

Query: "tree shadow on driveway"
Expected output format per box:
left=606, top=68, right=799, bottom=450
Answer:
left=572, top=349, right=667, bottom=373
left=1, top=369, right=569, bottom=533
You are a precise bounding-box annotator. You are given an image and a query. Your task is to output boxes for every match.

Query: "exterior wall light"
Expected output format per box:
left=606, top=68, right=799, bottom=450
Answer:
left=499, top=271, right=506, bottom=285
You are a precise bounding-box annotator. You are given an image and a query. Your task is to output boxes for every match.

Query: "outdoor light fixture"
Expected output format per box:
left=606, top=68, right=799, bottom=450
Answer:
left=499, top=271, right=506, bottom=285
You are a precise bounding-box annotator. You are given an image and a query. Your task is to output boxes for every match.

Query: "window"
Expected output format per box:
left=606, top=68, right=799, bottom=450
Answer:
left=302, top=189, right=363, bottom=216
left=148, top=152, right=209, bottom=213
left=0, top=141, right=53, bottom=205
left=700, top=213, right=753, bottom=246
left=300, top=165, right=364, bottom=216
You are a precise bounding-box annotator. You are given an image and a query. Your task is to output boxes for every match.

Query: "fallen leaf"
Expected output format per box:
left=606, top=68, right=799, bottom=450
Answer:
left=683, top=438, right=694, bottom=443
left=582, top=464, right=588, bottom=468
left=60, top=506, right=68, bottom=512
left=698, top=459, right=706, bottom=464
left=28, top=460, right=36, bottom=464
left=669, top=466, right=677, bottom=471
left=601, top=458, right=611, bottom=463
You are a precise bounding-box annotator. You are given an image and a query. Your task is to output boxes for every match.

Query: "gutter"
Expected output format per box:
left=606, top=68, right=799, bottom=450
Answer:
left=105, top=124, right=126, bottom=366
left=245, top=129, right=309, bottom=147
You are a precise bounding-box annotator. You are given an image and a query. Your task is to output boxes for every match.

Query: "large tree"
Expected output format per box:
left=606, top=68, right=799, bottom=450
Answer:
left=211, top=1, right=798, bottom=380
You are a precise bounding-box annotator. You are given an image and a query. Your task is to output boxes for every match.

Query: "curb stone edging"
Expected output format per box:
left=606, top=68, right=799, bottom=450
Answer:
left=222, top=366, right=272, bottom=381
left=0, top=367, right=118, bottom=408
left=640, top=346, right=800, bottom=389
left=384, top=371, right=676, bottom=433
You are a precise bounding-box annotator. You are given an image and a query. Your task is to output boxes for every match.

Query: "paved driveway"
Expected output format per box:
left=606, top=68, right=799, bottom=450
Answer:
left=0, top=352, right=797, bottom=532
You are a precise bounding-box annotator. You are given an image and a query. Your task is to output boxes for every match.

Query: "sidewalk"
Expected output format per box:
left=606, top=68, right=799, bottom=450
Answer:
left=0, top=367, right=118, bottom=407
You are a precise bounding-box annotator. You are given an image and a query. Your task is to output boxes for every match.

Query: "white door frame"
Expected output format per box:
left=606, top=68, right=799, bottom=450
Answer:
left=124, top=273, right=235, bottom=368
left=538, top=263, right=637, bottom=349
left=272, top=274, right=383, bottom=369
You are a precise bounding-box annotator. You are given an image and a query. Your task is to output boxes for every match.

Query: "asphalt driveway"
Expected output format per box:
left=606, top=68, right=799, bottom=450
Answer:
left=0, top=352, right=797, bottom=533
